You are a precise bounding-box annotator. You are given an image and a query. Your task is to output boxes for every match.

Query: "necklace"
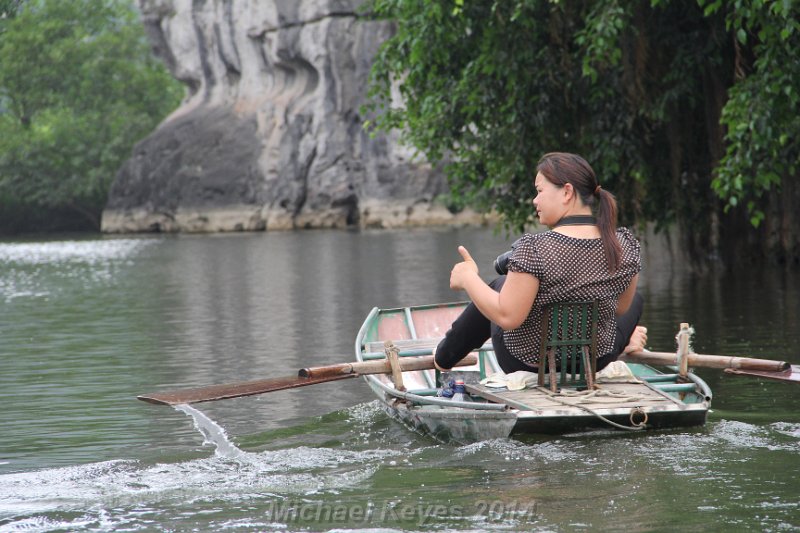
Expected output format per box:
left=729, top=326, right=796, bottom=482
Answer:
left=553, top=215, right=596, bottom=227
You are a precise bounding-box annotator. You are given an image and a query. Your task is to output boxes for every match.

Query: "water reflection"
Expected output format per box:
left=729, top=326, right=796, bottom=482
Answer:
left=144, top=229, right=517, bottom=431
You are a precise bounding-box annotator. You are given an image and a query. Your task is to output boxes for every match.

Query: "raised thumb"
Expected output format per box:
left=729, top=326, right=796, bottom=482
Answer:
left=458, top=245, right=474, bottom=263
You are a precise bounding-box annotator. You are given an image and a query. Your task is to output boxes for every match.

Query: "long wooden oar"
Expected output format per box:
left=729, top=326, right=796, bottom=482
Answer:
left=723, top=365, right=800, bottom=382
left=622, top=350, right=799, bottom=382
left=137, top=353, right=477, bottom=405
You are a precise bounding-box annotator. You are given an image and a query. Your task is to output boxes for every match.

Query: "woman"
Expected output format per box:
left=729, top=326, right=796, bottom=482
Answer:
left=434, top=152, right=646, bottom=374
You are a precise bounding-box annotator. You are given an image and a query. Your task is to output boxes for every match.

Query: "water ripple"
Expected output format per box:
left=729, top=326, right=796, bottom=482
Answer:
left=0, top=238, right=158, bottom=303
left=771, top=421, right=800, bottom=439
left=0, top=239, right=156, bottom=266
left=0, top=443, right=401, bottom=521
left=712, top=419, right=800, bottom=452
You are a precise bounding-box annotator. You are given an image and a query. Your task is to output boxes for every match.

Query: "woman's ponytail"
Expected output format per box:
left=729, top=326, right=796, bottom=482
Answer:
left=536, top=152, right=622, bottom=272
left=595, top=187, right=621, bottom=272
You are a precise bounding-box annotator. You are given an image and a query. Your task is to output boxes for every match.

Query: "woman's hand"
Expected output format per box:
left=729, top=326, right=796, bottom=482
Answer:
left=449, top=245, right=540, bottom=330
left=449, top=246, right=479, bottom=290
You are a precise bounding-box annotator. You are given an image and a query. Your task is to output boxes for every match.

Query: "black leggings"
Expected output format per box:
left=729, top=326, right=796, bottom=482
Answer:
left=434, top=277, right=644, bottom=374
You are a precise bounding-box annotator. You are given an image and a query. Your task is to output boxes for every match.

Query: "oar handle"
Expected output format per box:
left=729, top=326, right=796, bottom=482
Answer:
left=299, top=353, right=478, bottom=378
left=297, top=363, right=355, bottom=378
left=623, top=350, right=789, bottom=372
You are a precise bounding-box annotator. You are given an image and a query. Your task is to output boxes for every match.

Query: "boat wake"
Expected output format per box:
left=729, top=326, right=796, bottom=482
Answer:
left=0, top=405, right=407, bottom=531
left=0, top=448, right=395, bottom=531
left=770, top=421, right=800, bottom=439
left=0, top=413, right=796, bottom=532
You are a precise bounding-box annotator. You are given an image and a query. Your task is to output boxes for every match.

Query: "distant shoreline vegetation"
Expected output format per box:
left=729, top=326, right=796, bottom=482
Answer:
left=0, top=0, right=183, bottom=234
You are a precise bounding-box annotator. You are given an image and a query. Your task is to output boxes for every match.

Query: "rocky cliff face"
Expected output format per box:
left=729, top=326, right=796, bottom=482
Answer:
left=102, top=0, right=483, bottom=233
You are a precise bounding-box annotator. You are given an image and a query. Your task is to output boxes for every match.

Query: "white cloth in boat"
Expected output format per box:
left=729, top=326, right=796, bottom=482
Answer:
left=595, top=361, right=643, bottom=383
left=479, top=361, right=642, bottom=390
left=480, top=371, right=538, bottom=390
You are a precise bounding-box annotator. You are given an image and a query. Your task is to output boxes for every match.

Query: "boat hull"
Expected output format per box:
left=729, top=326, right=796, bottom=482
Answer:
left=356, top=303, right=712, bottom=442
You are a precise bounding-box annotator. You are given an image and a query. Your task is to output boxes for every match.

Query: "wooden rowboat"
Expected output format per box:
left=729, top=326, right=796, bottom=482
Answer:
left=355, top=302, right=712, bottom=442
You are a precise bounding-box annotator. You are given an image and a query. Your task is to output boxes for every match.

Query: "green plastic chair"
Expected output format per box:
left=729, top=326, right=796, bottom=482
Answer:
left=537, top=300, right=599, bottom=392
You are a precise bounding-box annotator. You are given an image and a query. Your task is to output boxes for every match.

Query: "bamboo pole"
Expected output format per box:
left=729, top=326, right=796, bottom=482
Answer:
left=621, top=350, right=789, bottom=373
left=677, top=323, right=690, bottom=379
left=298, top=353, right=478, bottom=378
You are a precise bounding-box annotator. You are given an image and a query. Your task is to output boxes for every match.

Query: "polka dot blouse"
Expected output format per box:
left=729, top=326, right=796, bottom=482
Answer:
left=504, top=228, right=642, bottom=365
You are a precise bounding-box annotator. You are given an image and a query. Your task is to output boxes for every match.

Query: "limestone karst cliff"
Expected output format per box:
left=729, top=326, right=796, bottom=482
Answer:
left=102, top=0, right=483, bottom=233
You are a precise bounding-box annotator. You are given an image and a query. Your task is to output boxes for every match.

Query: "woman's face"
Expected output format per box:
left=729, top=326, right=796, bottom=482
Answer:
left=532, top=172, right=566, bottom=227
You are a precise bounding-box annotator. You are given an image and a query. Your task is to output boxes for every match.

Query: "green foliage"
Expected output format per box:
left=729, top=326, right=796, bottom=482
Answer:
left=367, top=1, right=573, bottom=230
left=705, top=0, right=800, bottom=227
left=366, top=0, right=800, bottom=247
left=0, top=0, right=182, bottom=231
left=0, top=0, right=23, bottom=26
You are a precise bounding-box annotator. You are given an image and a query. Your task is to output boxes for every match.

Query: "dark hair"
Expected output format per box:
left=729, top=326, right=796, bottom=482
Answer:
left=536, top=152, right=621, bottom=271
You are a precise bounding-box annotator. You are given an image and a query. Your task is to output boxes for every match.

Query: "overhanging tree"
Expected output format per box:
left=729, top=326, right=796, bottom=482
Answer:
left=366, top=0, right=800, bottom=264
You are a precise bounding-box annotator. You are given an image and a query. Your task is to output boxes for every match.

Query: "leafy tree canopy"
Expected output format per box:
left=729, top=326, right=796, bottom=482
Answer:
left=0, top=0, right=182, bottom=231
left=703, top=0, right=800, bottom=227
left=366, top=0, right=800, bottom=249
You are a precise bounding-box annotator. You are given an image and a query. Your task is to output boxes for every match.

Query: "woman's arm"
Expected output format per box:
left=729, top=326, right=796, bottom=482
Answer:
left=450, top=246, right=539, bottom=330
left=616, top=273, right=639, bottom=316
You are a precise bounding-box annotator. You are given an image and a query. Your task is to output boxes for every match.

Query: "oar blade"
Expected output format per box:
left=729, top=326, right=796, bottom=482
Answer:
left=724, top=364, right=800, bottom=383
left=138, top=373, right=357, bottom=405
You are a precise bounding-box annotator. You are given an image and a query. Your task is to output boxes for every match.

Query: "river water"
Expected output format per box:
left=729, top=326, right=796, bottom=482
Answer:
left=0, top=228, right=798, bottom=532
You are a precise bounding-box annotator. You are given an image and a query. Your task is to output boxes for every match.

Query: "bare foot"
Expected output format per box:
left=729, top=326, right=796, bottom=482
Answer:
left=623, top=325, right=648, bottom=354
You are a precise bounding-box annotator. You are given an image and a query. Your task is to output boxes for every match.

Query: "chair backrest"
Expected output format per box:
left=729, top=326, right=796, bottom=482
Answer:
left=537, top=300, right=599, bottom=391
